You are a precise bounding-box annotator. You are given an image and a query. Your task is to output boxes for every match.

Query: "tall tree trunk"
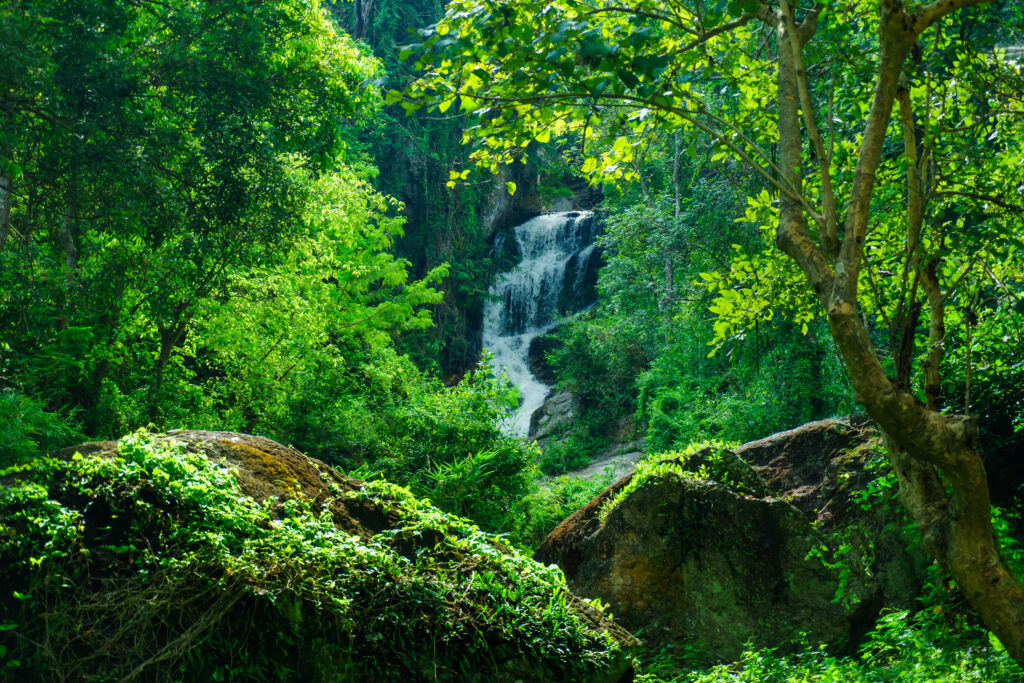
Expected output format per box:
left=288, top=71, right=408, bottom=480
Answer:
left=60, top=200, right=77, bottom=277
left=353, top=0, right=374, bottom=39
left=0, top=172, right=11, bottom=250
left=149, top=311, right=194, bottom=417
left=772, top=2, right=1024, bottom=663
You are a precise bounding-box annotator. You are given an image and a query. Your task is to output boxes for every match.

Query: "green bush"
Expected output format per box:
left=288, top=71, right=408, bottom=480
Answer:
left=634, top=606, right=1020, bottom=682
left=0, top=390, right=82, bottom=468
left=510, top=472, right=616, bottom=550
left=348, top=362, right=539, bottom=533
left=0, top=432, right=625, bottom=682
left=537, top=424, right=610, bottom=476
left=639, top=319, right=853, bottom=450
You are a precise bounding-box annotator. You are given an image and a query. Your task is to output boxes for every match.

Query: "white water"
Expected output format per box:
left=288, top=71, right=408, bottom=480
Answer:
left=482, top=211, right=596, bottom=435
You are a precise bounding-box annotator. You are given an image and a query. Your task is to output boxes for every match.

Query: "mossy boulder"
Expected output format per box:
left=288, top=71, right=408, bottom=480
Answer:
left=535, top=453, right=848, bottom=663
left=736, top=417, right=929, bottom=624
left=535, top=420, right=929, bottom=663
left=0, top=431, right=636, bottom=682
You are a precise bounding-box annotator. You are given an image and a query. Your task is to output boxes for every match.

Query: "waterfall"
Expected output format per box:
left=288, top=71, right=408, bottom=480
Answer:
left=482, top=211, right=597, bottom=436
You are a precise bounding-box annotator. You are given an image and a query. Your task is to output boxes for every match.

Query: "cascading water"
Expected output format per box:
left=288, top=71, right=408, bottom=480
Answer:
left=482, top=211, right=598, bottom=435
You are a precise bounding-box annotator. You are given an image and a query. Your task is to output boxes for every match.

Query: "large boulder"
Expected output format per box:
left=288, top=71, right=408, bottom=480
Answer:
left=534, top=418, right=929, bottom=662
left=535, top=448, right=849, bottom=662
left=2, top=431, right=636, bottom=682
left=737, top=417, right=930, bottom=618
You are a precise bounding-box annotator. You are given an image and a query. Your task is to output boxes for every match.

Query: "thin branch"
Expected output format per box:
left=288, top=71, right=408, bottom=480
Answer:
left=578, top=5, right=699, bottom=36
left=781, top=0, right=837, bottom=257
left=913, top=0, right=996, bottom=34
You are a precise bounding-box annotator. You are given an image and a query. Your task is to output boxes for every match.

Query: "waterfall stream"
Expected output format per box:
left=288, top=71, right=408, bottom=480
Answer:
left=482, top=211, right=598, bottom=436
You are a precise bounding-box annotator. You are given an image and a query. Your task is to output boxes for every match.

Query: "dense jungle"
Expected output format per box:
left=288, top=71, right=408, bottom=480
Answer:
left=2, top=0, right=1024, bottom=680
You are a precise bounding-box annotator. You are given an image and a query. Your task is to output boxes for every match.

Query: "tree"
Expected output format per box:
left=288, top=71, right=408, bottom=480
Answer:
left=0, top=0, right=385, bottom=425
left=399, top=0, right=1024, bottom=662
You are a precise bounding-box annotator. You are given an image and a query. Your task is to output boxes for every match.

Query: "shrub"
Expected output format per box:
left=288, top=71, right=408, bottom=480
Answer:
left=0, top=432, right=628, bottom=682
left=0, top=390, right=82, bottom=468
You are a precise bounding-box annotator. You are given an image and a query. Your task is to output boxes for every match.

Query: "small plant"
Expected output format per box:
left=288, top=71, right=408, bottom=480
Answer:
left=0, top=390, right=82, bottom=467
left=597, top=441, right=740, bottom=523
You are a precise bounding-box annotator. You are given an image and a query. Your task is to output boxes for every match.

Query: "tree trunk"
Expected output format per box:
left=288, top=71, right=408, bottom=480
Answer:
left=149, top=313, right=192, bottom=416
left=771, top=2, right=1024, bottom=663
left=60, top=200, right=77, bottom=277
left=0, top=172, right=11, bottom=250
left=353, top=0, right=374, bottom=39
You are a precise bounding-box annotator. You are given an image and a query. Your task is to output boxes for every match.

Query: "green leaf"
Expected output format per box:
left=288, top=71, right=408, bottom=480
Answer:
left=616, top=68, right=640, bottom=89
left=505, top=181, right=517, bottom=195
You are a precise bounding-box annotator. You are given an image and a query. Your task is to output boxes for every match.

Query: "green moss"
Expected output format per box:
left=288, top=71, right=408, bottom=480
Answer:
left=598, top=441, right=742, bottom=523
left=0, top=432, right=626, bottom=682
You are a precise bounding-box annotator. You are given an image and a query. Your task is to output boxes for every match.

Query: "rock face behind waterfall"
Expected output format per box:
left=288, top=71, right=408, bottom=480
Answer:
left=534, top=417, right=929, bottom=662
left=484, top=212, right=600, bottom=435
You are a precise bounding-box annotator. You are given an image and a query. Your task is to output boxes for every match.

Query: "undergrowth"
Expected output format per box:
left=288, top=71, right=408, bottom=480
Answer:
left=0, top=432, right=625, bottom=682
left=634, top=601, right=1021, bottom=682
left=598, top=441, right=741, bottom=522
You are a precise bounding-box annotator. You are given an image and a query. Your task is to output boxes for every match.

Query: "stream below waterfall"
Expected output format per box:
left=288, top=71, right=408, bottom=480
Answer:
left=482, top=211, right=598, bottom=436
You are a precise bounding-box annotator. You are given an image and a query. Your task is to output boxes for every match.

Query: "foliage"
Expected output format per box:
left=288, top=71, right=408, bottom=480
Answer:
left=0, top=0, right=407, bottom=431
left=0, top=0, right=530, bottom=543
left=331, top=0, right=512, bottom=375
left=597, top=442, right=741, bottom=523
left=545, top=152, right=853, bottom=456
left=510, top=472, right=616, bottom=549
left=342, top=361, right=539, bottom=533
left=0, top=432, right=624, bottom=681
left=639, top=317, right=853, bottom=449
left=634, top=601, right=1020, bottom=682
left=401, top=0, right=1024, bottom=657
left=537, top=416, right=613, bottom=476
left=0, top=390, right=82, bottom=467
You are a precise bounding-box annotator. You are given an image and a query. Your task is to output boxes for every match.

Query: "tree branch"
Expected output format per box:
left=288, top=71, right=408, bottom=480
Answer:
left=781, top=0, right=838, bottom=258
left=912, top=0, right=995, bottom=34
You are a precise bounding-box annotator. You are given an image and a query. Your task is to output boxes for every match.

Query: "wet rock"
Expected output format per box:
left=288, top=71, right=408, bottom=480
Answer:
left=529, top=391, right=582, bottom=441
left=527, top=334, right=561, bottom=385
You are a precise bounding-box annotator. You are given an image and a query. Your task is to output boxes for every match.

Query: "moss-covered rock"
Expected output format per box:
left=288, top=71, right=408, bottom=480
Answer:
left=534, top=421, right=929, bottom=663
left=0, top=431, right=635, bottom=682
left=535, top=461, right=847, bottom=663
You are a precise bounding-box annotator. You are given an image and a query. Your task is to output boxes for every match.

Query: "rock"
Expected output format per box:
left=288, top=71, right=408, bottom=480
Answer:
left=535, top=460, right=849, bottom=662
left=7, top=431, right=637, bottom=683
left=527, top=333, right=561, bottom=385
left=539, top=168, right=604, bottom=212
left=481, top=161, right=543, bottom=236
left=545, top=196, right=575, bottom=212
left=557, top=215, right=601, bottom=315
left=559, top=440, right=647, bottom=482
left=534, top=417, right=929, bottom=662
left=529, top=391, right=582, bottom=441
left=736, top=416, right=929, bottom=616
